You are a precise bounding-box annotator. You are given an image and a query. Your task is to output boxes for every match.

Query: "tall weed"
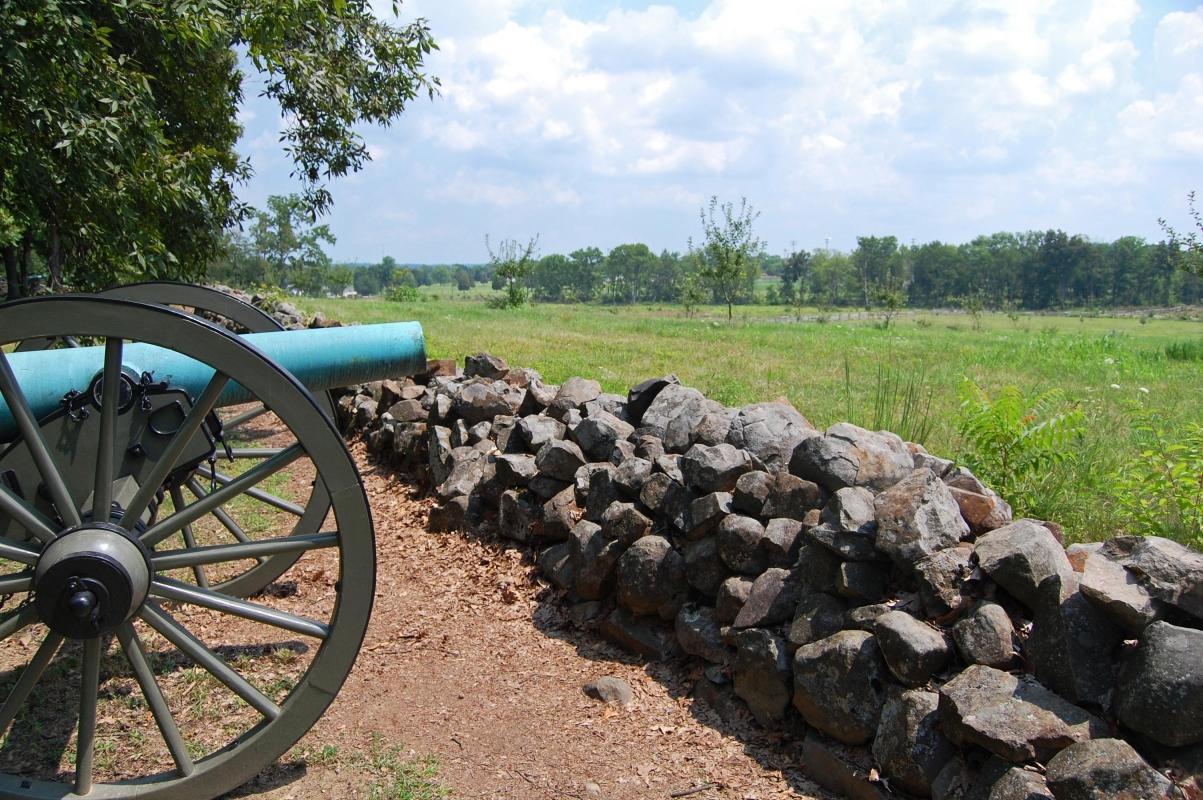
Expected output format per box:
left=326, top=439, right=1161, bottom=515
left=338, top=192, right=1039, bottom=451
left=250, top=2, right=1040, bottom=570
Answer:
left=871, top=364, right=936, bottom=445
left=1113, top=411, right=1203, bottom=547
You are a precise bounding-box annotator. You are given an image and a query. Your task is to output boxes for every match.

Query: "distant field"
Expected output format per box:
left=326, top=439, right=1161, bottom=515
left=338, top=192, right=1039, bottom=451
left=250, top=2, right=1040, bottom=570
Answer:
left=299, top=292, right=1203, bottom=544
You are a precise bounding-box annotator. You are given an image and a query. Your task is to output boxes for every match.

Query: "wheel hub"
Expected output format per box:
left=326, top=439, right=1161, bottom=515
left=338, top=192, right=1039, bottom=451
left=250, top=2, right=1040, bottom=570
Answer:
left=34, top=524, right=151, bottom=639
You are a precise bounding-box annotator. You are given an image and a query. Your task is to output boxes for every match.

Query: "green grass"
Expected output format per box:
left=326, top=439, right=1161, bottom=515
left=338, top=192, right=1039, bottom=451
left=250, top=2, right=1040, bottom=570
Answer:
left=299, top=295, right=1203, bottom=545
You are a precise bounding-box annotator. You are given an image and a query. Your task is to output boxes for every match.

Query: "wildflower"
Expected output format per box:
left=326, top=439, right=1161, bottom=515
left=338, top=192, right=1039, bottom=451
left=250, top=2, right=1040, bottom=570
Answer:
left=1139, top=387, right=1149, bottom=394
left=1104, top=357, right=1115, bottom=365
left=1110, top=383, right=1121, bottom=390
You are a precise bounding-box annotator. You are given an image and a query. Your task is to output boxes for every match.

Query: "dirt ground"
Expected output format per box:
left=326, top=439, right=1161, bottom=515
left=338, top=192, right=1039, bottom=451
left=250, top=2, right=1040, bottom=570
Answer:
left=235, top=443, right=830, bottom=800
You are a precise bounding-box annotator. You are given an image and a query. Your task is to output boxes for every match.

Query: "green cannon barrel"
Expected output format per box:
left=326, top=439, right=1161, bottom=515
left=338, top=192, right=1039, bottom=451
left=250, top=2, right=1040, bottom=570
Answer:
left=0, top=321, right=426, bottom=440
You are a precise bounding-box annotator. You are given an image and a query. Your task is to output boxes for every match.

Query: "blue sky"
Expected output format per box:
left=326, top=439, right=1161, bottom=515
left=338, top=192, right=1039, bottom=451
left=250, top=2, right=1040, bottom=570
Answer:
left=236, top=1, right=1203, bottom=263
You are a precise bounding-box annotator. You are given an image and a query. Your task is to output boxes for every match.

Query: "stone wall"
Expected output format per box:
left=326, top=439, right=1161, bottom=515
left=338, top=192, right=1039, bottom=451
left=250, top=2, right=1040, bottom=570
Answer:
left=341, top=353, right=1203, bottom=800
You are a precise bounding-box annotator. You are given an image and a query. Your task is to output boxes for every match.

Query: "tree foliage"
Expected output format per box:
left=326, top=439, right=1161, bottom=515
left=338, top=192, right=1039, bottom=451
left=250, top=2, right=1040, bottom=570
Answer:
left=1159, top=191, right=1203, bottom=278
left=0, top=0, right=437, bottom=298
left=691, top=196, right=764, bottom=320
left=487, top=234, right=539, bottom=309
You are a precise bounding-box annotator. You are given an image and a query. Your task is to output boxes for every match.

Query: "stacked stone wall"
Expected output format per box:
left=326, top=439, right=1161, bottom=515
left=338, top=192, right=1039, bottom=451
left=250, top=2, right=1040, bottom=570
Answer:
left=340, top=352, right=1203, bottom=800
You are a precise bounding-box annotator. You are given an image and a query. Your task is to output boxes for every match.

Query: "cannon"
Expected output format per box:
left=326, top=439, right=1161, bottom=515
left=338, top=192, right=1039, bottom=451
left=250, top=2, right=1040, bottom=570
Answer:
left=0, top=287, right=425, bottom=799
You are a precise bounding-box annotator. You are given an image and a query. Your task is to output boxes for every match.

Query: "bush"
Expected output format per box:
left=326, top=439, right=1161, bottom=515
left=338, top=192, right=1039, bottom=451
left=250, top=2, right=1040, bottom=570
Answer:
left=1114, top=413, right=1203, bottom=546
left=1165, top=339, right=1203, bottom=362
left=386, top=285, right=420, bottom=303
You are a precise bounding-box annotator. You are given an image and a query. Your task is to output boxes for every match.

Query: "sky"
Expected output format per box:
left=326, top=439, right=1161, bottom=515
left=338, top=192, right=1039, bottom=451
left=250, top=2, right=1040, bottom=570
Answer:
left=235, top=1, right=1203, bottom=264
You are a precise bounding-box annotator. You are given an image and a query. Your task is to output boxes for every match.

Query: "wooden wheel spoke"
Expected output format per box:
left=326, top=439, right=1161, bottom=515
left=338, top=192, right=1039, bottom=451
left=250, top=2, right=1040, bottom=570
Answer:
left=0, top=483, right=56, bottom=545
left=75, top=637, right=102, bottom=795
left=151, top=532, right=338, bottom=570
left=149, top=577, right=329, bottom=639
left=195, top=465, right=306, bottom=517
left=91, top=337, right=124, bottom=521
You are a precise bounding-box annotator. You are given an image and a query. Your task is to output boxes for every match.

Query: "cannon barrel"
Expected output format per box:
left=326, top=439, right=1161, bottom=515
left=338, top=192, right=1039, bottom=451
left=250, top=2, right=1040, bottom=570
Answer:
left=0, top=321, right=426, bottom=440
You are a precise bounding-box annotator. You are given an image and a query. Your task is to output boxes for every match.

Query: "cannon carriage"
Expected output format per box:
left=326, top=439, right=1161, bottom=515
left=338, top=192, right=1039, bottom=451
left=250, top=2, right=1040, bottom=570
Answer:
left=0, top=286, right=424, bottom=798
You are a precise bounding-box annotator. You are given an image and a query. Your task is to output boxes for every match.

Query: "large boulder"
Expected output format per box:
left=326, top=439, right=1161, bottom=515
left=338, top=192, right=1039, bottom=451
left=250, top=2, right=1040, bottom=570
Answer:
left=534, top=439, right=587, bottom=482
left=616, top=535, right=688, bottom=620
left=730, top=629, right=793, bottom=727
left=573, top=411, right=635, bottom=461
left=789, top=423, right=914, bottom=492
left=1026, top=575, right=1123, bottom=707
left=874, top=468, right=969, bottom=567
left=874, top=610, right=952, bottom=687
left=641, top=383, right=726, bottom=453
left=1115, top=621, right=1203, bottom=747
left=453, top=381, right=513, bottom=425
left=1079, top=547, right=1164, bottom=635
left=938, top=665, right=1107, bottom=763
left=680, top=443, right=754, bottom=494
left=872, top=690, right=955, bottom=796
left=1090, top=535, right=1203, bottom=622
left=626, top=374, right=678, bottom=426
left=951, top=601, right=1016, bottom=669
left=725, top=401, right=817, bottom=472
left=1045, top=739, right=1173, bottom=800
left=792, top=630, right=891, bottom=745
left=548, top=376, right=603, bottom=420
left=974, top=520, right=1075, bottom=609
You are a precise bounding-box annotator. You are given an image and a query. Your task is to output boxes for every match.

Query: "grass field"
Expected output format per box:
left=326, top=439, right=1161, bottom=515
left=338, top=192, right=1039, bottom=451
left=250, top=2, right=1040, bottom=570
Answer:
left=299, top=293, right=1203, bottom=546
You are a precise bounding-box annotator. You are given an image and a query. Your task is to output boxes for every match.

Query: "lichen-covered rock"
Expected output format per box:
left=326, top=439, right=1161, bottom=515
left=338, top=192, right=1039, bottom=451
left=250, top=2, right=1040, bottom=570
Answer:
left=951, top=601, right=1016, bottom=669
left=1091, top=535, right=1203, bottom=622
left=1027, top=574, right=1123, bottom=707
left=806, top=523, right=881, bottom=562
left=494, top=453, right=538, bottom=487
left=725, top=401, right=817, bottom=473
left=790, top=422, right=914, bottom=492
left=872, top=690, right=955, bottom=796
left=616, top=535, right=687, bottom=619
left=1045, top=739, right=1172, bottom=800
left=517, top=414, right=566, bottom=450
left=733, top=470, right=774, bottom=516
left=795, top=542, right=842, bottom=595
left=985, top=766, right=1054, bottom=800
left=763, top=518, right=805, bottom=566
left=915, top=544, right=977, bottom=618
left=974, top=519, right=1075, bottom=609
left=454, top=381, right=513, bottom=425
left=762, top=471, right=826, bottom=520
left=836, top=561, right=890, bottom=603
left=535, top=438, right=587, bottom=482
left=584, top=464, right=621, bottom=522
left=548, top=376, right=602, bottom=420
left=823, top=486, right=878, bottom=535
left=1079, top=547, right=1163, bottom=634
left=787, top=592, right=848, bottom=648
left=1115, top=621, right=1203, bottom=747
left=874, top=468, right=969, bottom=567
left=600, top=501, right=652, bottom=545
left=693, top=410, right=734, bottom=447
left=938, top=665, right=1107, bottom=763
left=675, top=605, right=729, bottom=665
left=680, top=443, right=754, bottom=494
left=541, top=486, right=578, bottom=541
left=733, top=568, right=800, bottom=628
left=716, top=576, right=754, bottom=625
left=573, top=410, right=635, bottom=461
left=874, top=610, right=951, bottom=687
left=569, top=520, right=624, bottom=600
left=689, top=491, right=733, bottom=537
left=641, top=383, right=725, bottom=453
left=717, top=515, right=769, bottom=574
left=612, top=456, right=653, bottom=497
left=683, top=537, right=729, bottom=596
left=499, top=489, right=543, bottom=542
left=792, top=630, right=890, bottom=745
left=731, top=628, right=792, bottom=727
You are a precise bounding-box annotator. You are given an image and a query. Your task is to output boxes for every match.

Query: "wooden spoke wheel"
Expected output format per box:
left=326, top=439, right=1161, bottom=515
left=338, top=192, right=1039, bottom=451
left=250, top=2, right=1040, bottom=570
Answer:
left=0, top=297, right=373, bottom=799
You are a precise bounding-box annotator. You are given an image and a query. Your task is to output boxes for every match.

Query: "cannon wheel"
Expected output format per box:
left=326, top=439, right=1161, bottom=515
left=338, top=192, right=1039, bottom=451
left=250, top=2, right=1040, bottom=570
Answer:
left=0, top=296, right=373, bottom=799
left=15, top=283, right=333, bottom=598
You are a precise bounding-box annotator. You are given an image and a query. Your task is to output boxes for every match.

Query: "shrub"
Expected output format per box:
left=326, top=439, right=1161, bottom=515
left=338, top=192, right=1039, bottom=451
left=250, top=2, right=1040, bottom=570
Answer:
left=1114, top=413, right=1203, bottom=546
left=955, top=379, right=1085, bottom=509
left=1165, top=339, right=1203, bottom=362
left=386, top=285, right=420, bottom=303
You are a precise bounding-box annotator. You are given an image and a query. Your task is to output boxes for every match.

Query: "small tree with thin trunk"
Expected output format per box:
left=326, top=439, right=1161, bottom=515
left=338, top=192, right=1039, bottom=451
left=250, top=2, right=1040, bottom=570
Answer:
left=486, top=234, right=539, bottom=308
left=1160, top=191, right=1202, bottom=278
left=691, top=196, right=764, bottom=321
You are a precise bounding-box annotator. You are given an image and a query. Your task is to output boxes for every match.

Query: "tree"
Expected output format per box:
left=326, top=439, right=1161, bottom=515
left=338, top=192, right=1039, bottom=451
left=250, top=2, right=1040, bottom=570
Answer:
left=1160, top=191, right=1203, bottom=278
left=780, top=249, right=811, bottom=305
left=0, top=1, right=437, bottom=298
left=605, top=243, right=658, bottom=303
left=691, top=196, right=764, bottom=320
left=487, top=234, right=539, bottom=308
left=454, top=268, right=474, bottom=292
left=852, top=236, right=900, bottom=308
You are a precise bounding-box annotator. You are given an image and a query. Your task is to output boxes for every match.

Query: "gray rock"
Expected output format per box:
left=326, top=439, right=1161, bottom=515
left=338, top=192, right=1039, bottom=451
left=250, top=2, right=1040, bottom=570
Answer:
left=717, top=515, right=769, bottom=574
left=731, top=629, right=792, bottom=727
left=1079, top=548, right=1163, bottom=634
left=573, top=410, right=635, bottom=461
left=600, top=501, right=651, bottom=545
left=616, top=535, right=687, bottom=620
left=847, top=603, right=894, bottom=631
left=428, top=426, right=455, bottom=485
left=583, top=676, right=633, bottom=706
left=600, top=607, right=678, bottom=660
left=450, top=418, right=470, bottom=448
left=562, top=407, right=583, bottom=432
left=675, top=605, right=729, bottom=664
left=430, top=393, right=453, bottom=424
left=795, top=542, right=841, bottom=595
left=873, top=690, right=955, bottom=796
left=549, top=377, right=603, bottom=419
left=974, top=520, right=1075, bottom=610
left=467, top=419, right=494, bottom=444
left=874, top=468, right=969, bottom=567
left=1027, top=575, right=1122, bottom=707
left=567, top=600, right=604, bottom=627
left=464, top=352, right=509, bottom=380
left=693, top=410, right=734, bottom=446
left=807, top=523, right=882, bottom=562
left=986, top=767, right=1054, bottom=800
left=787, top=592, right=848, bottom=648
left=824, top=486, right=878, bottom=535
left=626, top=374, right=678, bottom=426
left=428, top=495, right=469, bottom=532
left=436, top=451, right=486, bottom=501
left=792, top=630, right=891, bottom=745
left=680, top=443, right=754, bottom=493
left=875, top=610, right=951, bottom=687
left=569, top=520, right=623, bottom=600
left=518, top=414, right=566, bottom=450
left=938, top=665, right=1107, bottom=763
left=1115, top=621, right=1203, bottom=747
left=683, top=537, right=729, bottom=596
left=499, top=489, right=543, bottom=542
left=952, top=602, right=1016, bottom=669
left=637, top=471, right=674, bottom=511
left=764, top=518, right=806, bottom=566
left=715, top=577, right=754, bottom=624
left=1094, top=535, right=1203, bottom=621
left=837, top=561, right=890, bottom=603
left=790, top=422, right=914, bottom=492
left=494, top=453, right=538, bottom=487
left=453, top=381, right=512, bottom=425
left=538, top=542, right=575, bottom=589
left=689, top=491, right=733, bottom=538
left=386, top=398, right=427, bottom=423
left=535, top=439, right=587, bottom=482
left=351, top=396, right=378, bottom=429
left=1045, top=739, right=1172, bottom=800
left=583, top=465, right=620, bottom=522
left=583, top=392, right=626, bottom=419
left=948, top=485, right=1013, bottom=534
left=528, top=474, right=571, bottom=500
left=654, top=453, right=684, bottom=483
left=733, top=470, right=773, bottom=516
left=502, top=366, right=541, bottom=388
left=661, top=480, right=697, bottom=533
left=633, top=434, right=665, bottom=461
left=733, top=568, right=800, bottom=628
left=541, top=487, right=578, bottom=541
left=492, top=414, right=520, bottom=452
left=726, top=401, right=817, bottom=472
left=762, top=471, right=826, bottom=520
left=915, top=544, right=977, bottom=619
left=612, top=456, right=653, bottom=497
left=607, top=434, right=636, bottom=464
left=641, top=383, right=725, bottom=453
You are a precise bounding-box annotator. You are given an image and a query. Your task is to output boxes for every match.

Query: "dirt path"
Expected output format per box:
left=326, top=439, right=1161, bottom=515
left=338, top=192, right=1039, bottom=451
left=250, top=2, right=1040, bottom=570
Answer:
left=236, top=444, right=829, bottom=800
